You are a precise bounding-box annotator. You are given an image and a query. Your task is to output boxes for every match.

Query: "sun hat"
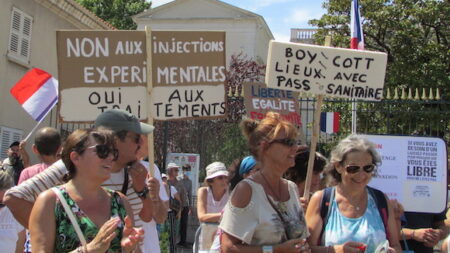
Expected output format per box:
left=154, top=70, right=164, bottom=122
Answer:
left=167, top=162, right=180, bottom=169
left=95, top=109, right=154, bottom=134
left=205, top=162, right=228, bottom=180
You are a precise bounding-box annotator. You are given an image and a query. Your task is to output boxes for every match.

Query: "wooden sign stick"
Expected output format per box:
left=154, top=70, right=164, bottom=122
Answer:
left=303, top=36, right=331, bottom=200
left=146, top=26, right=155, bottom=177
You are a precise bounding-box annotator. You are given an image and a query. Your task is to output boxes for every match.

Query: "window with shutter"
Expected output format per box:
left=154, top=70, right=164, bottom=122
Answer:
left=7, top=8, right=33, bottom=65
left=0, top=126, right=23, bottom=161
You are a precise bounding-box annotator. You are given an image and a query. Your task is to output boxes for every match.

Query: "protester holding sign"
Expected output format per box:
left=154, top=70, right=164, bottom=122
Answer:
left=220, top=112, right=310, bottom=253
left=29, top=129, right=143, bottom=252
left=306, top=135, right=401, bottom=253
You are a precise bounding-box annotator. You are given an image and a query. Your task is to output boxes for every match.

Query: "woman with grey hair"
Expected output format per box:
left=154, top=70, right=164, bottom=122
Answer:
left=306, top=135, right=402, bottom=253
left=0, top=171, right=25, bottom=252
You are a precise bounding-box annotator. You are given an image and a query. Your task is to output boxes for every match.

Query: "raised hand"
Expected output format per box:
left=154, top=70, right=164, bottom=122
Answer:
left=121, top=216, right=144, bottom=253
left=86, top=217, right=121, bottom=253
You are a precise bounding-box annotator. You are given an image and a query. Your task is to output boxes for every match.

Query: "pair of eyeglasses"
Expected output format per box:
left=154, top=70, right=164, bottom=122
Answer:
left=87, top=144, right=119, bottom=160
left=345, top=164, right=376, bottom=174
left=270, top=138, right=297, bottom=147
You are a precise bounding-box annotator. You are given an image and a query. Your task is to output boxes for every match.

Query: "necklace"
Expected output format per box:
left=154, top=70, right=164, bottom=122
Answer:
left=260, top=172, right=288, bottom=213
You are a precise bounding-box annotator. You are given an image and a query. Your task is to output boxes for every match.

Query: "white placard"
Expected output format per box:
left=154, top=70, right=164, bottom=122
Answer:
left=166, top=153, right=200, bottom=197
left=60, top=87, right=147, bottom=122
left=265, top=41, right=388, bottom=101
left=363, top=135, right=447, bottom=213
left=150, top=85, right=226, bottom=120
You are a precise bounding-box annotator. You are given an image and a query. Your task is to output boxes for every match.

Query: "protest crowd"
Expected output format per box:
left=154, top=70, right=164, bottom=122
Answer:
left=0, top=109, right=448, bottom=253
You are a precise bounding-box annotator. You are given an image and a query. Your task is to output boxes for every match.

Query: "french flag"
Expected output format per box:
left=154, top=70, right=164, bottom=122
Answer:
left=320, top=112, right=340, bottom=134
left=10, top=68, right=58, bottom=122
left=350, top=0, right=364, bottom=50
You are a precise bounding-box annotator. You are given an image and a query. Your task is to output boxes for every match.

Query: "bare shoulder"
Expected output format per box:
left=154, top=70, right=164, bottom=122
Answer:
left=308, top=189, right=324, bottom=212
left=37, top=188, right=57, bottom=202
left=197, top=186, right=208, bottom=195
left=230, top=180, right=252, bottom=208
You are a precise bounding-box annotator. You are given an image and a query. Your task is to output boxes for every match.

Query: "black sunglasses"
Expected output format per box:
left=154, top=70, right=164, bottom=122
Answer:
left=345, top=164, right=376, bottom=174
left=270, top=138, right=297, bottom=147
left=87, top=144, right=119, bottom=161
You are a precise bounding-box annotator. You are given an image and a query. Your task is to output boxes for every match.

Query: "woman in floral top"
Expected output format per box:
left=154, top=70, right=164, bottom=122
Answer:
left=29, top=129, right=143, bottom=253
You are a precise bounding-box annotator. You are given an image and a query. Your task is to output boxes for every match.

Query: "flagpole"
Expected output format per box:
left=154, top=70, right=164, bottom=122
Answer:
left=351, top=99, right=357, bottom=134
left=23, top=118, right=44, bottom=142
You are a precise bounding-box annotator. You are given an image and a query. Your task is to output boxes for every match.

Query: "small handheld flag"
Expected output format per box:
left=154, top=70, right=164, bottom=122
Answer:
left=320, top=112, right=340, bottom=134
left=10, top=68, right=58, bottom=122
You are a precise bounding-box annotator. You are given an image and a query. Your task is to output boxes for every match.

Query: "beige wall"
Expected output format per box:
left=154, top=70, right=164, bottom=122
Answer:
left=0, top=0, right=91, bottom=163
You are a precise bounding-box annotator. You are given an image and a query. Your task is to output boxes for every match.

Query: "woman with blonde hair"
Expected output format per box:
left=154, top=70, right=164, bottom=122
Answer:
left=29, top=129, right=143, bottom=253
left=220, top=112, right=310, bottom=253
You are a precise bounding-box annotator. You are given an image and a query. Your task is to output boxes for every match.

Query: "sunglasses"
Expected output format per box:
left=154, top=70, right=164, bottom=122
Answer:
left=270, top=138, right=297, bottom=147
left=345, top=164, right=376, bottom=174
left=87, top=144, right=119, bottom=160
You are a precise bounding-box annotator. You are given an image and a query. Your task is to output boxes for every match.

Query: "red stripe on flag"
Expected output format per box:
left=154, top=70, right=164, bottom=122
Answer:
left=350, top=38, right=359, bottom=50
left=10, top=68, right=52, bottom=104
left=333, top=112, right=340, bottom=133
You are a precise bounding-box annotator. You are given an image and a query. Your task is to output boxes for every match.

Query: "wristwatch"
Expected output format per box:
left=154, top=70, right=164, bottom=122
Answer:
left=262, top=245, right=273, bottom=253
left=136, top=187, right=149, bottom=199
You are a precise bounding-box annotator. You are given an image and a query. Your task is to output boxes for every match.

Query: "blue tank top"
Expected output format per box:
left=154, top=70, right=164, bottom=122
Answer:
left=323, top=188, right=387, bottom=252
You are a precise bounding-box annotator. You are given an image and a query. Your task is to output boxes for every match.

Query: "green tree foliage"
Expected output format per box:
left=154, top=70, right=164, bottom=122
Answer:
left=310, top=0, right=449, bottom=97
left=75, top=0, right=150, bottom=30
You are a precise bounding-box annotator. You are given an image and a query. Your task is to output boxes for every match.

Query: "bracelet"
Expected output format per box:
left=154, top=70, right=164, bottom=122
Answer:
left=411, top=230, right=415, bottom=240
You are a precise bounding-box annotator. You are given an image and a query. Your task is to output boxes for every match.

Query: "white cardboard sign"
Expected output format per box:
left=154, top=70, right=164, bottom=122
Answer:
left=363, top=135, right=447, bottom=213
left=265, top=41, right=388, bottom=101
left=166, top=153, right=200, bottom=197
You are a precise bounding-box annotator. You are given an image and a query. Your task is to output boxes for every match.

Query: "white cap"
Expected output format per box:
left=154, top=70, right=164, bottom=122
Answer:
left=161, top=173, right=167, bottom=178
left=205, top=162, right=229, bottom=180
left=167, top=162, right=180, bottom=169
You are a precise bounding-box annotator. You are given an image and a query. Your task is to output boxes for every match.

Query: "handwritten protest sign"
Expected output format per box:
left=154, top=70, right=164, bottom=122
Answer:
left=265, top=41, right=388, bottom=101
left=150, top=31, right=226, bottom=120
left=364, top=135, right=447, bottom=213
left=243, top=82, right=301, bottom=127
left=56, top=31, right=147, bottom=122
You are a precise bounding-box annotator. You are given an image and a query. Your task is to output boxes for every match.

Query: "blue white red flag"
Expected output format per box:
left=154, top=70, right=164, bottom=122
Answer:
left=320, top=112, right=340, bottom=134
left=10, top=68, right=58, bottom=122
left=350, top=0, right=364, bottom=50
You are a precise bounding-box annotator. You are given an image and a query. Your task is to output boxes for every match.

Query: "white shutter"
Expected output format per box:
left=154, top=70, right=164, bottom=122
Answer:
left=8, top=8, right=33, bottom=64
left=0, top=126, right=23, bottom=160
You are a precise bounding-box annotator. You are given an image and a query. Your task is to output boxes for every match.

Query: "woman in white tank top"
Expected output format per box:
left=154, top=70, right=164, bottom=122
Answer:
left=196, top=162, right=229, bottom=252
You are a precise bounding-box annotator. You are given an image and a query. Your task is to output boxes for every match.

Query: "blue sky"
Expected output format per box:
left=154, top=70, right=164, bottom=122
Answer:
left=151, top=0, right=327, bottom=42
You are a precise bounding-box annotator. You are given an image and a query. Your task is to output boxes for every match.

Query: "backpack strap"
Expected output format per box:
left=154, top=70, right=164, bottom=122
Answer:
left=367, top=186, right=390, bottom=240
left=318, top=187, right=334, bottom=245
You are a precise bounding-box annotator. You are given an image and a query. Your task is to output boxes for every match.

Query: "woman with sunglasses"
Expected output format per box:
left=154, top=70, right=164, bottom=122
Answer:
left=220, top=112, right=310, bottom=253
left=197, top=162, right=229, bottom=252
left=29, top=129, right=143, bottom=253
left=305, top=135, right=401, bottom=253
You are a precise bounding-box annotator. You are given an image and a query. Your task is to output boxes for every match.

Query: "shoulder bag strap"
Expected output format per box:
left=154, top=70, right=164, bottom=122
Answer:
left=264, top=192, right=291, bottom=240
left=121, top=167, right=129, bottom=195
left=318, top=187, right=334, bottom=245
left=52, top=187, right=87, bottom=246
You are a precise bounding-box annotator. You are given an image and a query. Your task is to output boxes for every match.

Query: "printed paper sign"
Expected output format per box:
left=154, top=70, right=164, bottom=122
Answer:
left=243, top=82, right=301, bottom=127
left=150, top=31, right=226, bottom=120
left=56, top=30, right=147, bottom=122
left=363, top=135, right=447, bottom=213
left=265, top=41, right=388, bottom=101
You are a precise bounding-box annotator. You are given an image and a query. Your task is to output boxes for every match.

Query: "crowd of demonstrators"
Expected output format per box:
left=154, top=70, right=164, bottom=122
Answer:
left=220, top=112, right=310, bottom=253
left=197, top=162, right=230, bottom=252
left=284, top=147, right=327, bottom=210
left=306, top=135, right=402, bottom=252
left=29, top=128, right=143, bottom=252
left=2, top=141, right=30, bottom=185
left=3, top=109, right=166, bottom=252
left=0, top=171, right=25, bottom=253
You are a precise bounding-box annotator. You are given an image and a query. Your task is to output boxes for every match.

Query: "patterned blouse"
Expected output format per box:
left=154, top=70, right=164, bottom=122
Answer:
left=53, top=186, right=127, bottom=252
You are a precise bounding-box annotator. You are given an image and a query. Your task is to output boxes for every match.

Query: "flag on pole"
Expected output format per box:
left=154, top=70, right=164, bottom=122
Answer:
left=320, top=112, right=340, bottom=134
left=10, top=68, right=58, bottom=122
left=350, top=0, right=364, bottom=50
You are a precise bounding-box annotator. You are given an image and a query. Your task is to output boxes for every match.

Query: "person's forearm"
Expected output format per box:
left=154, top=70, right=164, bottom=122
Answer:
left=139, top=197, right=153, bottom=222
left=199, top=212, right=222, bottom=223
left=153, top=200, right=168, bottom=224
left=401, top=228, right=415, bottom=240
left=4, top=195, right=33, bottom=228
